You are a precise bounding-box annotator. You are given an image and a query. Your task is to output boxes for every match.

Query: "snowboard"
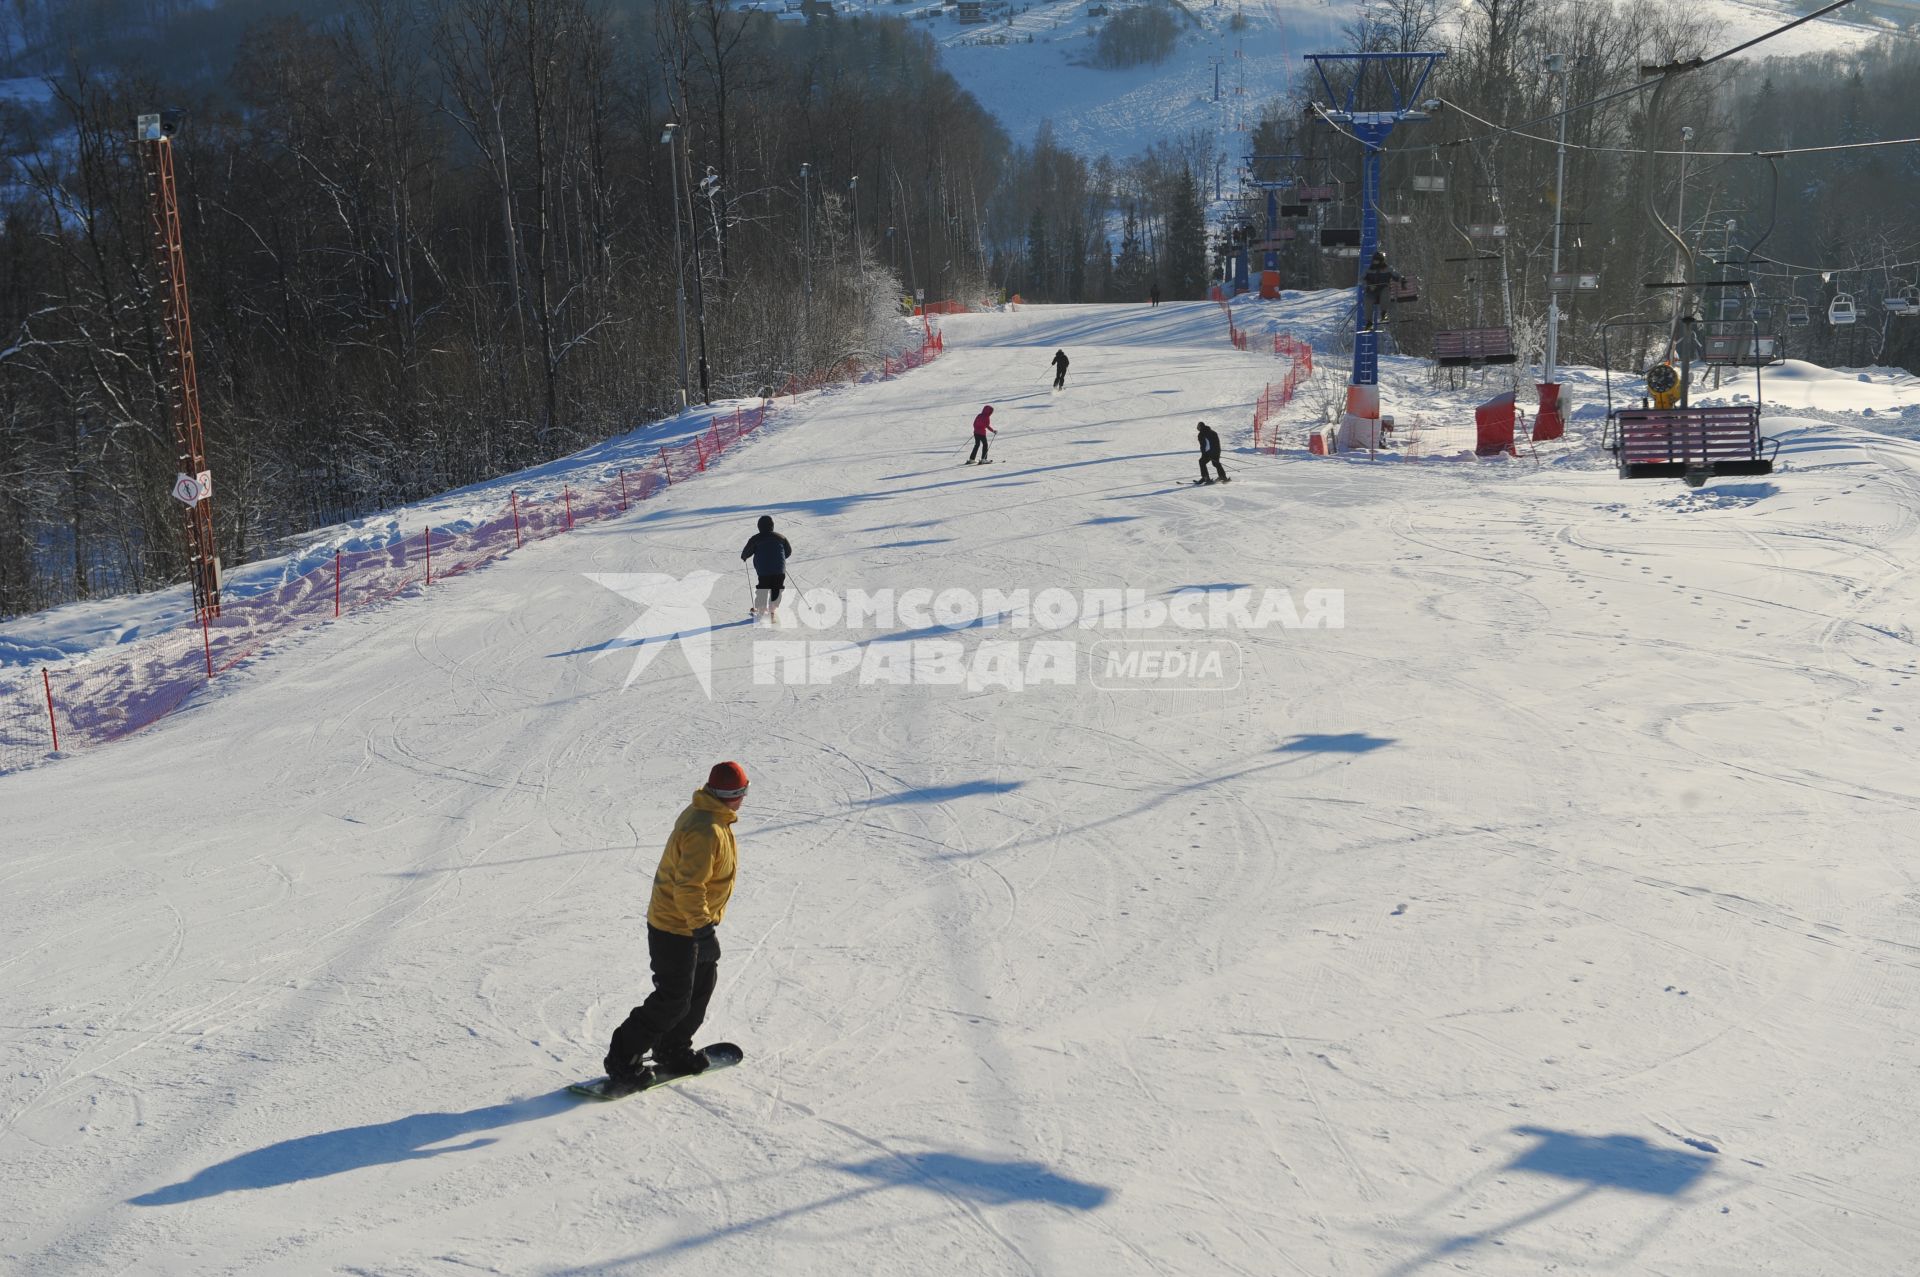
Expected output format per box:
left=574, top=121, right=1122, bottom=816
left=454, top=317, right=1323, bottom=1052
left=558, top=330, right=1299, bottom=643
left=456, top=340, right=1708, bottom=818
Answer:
left=569, top=1042, right=744, bottom=1100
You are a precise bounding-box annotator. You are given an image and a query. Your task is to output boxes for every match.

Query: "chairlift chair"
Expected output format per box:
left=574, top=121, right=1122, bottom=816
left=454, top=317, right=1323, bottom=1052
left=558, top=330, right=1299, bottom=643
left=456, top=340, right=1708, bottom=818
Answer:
left=1718, top=293, right=1742, bottom=319
left=1751, top=299, right=1773, bottom=321
left=1887, top=283, right=1920, bottom=317
left=1829, top=292, right=1857, bottom=325
left=1786, top=301, right=1810, bottom=329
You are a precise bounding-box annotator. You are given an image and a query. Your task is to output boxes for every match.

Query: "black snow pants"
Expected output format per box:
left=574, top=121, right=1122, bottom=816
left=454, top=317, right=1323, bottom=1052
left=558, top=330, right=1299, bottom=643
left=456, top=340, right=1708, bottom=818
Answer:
left=1199, top=451, right=1226, bottom=482
left=606, top=925, right=721, bottom=1070
left=969, top=435, right=991, bottom=462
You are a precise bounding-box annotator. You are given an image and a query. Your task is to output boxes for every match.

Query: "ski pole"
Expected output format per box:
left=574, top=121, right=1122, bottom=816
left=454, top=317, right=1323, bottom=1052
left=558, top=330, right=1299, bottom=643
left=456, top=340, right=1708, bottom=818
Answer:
left=782, top=569, right=824, bottom=629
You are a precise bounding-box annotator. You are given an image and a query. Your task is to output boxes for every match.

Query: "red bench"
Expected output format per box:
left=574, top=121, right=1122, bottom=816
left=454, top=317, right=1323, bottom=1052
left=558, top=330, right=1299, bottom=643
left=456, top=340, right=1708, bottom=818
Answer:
left=1613, top=406, right=1777, bottom=483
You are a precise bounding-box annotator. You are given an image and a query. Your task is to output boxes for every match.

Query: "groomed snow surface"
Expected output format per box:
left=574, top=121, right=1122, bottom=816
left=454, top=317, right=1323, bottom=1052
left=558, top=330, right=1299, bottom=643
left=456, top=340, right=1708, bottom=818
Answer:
left=5, top=295, right=1920, bottom=1275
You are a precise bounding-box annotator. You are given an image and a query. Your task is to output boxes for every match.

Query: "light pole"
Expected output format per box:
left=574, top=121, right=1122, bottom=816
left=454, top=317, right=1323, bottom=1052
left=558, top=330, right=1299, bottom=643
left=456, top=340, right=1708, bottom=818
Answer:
left=1543, top=53, right=1569, bottom=385
left=1677, top=125, right=1694, bottom=272
left=849, top=175, right=862, bottom=279
left=678, top=128, right=712, bottom=403
left=800, top=162, right=812, bottom=339
left=1676, top=124, right=1694, bottom=403
left=1716, top=217, right=1736, bottom=387
left=699, top=167, right=724, bottom=273
left=661, top=123, right=689, bottom=408
left=1538, top=52, right=1571, bottom=441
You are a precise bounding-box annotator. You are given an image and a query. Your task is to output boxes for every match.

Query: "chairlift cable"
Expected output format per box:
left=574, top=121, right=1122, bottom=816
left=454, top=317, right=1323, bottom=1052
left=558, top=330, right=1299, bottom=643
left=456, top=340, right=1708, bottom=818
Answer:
left=1309, top=0, right=1864, bottom=157
left=1431, top=96, right=1920, bottom=160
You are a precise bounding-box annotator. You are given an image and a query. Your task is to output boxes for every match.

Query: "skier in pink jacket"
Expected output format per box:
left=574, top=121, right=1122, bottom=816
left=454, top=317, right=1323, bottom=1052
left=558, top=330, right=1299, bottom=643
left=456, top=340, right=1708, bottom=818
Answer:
left=967, top=405, right=996, bottom=464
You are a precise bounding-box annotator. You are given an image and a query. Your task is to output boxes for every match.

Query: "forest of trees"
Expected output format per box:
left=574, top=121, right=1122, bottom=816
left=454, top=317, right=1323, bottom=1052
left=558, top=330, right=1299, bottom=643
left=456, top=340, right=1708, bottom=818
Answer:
left=1, top=0, right=1915, bottom=618
left=1232, top=0, right=1920, bottom=380
left=1090, top=1, right=1178, bottom=70
left=0, top=0, right=1016, bottom=615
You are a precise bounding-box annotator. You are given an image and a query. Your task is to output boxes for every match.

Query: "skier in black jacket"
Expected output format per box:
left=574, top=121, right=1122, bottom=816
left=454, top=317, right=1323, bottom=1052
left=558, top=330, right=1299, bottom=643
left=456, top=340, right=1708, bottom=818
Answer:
left=1362, top=251, right=1405, bottom=331
left=740, top=515, right=793, bottom=620
left=1051, top=349, right=1070, bottom=390
left=1196, top=421, right=1228, bottom=484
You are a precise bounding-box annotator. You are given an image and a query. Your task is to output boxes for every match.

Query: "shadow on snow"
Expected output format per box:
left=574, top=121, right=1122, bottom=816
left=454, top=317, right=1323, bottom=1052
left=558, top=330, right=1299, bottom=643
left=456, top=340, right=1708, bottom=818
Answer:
left=544, top=1149, right=1111, bottom=1272
left=130, top=1091, right=577, bottom=1205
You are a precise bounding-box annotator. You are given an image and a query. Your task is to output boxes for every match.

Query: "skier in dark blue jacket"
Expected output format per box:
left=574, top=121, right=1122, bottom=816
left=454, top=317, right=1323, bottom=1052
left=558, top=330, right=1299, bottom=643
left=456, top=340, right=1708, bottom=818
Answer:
left=1196, top=421, right=1229, bottom=485
left=741, top=515, right=793, bottom=620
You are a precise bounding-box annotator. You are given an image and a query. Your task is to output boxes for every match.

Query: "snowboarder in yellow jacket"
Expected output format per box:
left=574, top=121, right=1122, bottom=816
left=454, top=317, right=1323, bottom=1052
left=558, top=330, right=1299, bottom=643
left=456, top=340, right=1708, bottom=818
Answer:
left=603, top=761, right=747, bottom=1092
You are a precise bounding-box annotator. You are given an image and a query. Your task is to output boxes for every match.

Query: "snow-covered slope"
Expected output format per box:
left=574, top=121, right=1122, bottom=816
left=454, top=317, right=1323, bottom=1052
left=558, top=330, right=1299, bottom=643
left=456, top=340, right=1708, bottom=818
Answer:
left=5, top=296, right=1920, bottom=1274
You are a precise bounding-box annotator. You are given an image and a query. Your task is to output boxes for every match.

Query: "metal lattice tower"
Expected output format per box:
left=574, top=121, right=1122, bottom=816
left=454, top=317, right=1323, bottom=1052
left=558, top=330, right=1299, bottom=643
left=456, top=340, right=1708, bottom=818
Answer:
left=140, top=112, right=221, bottom=619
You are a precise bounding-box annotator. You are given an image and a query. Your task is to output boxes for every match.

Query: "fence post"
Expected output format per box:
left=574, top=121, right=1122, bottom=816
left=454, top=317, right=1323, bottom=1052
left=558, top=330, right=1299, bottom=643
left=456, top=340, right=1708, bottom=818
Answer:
left=618, top=467, right=629, bottom=511
left=660, top=447, right=672, bottom=483
left=200, top=606, right=214, bottom=680
left=334, top=549, right=342, bottom=617
left=564, top=484, right=573, bottom=530
left=511, top=492, right=523, bottom=549
left=42, top=668, right=58, bottom=752
left=425, top=526, right=432, bottom=585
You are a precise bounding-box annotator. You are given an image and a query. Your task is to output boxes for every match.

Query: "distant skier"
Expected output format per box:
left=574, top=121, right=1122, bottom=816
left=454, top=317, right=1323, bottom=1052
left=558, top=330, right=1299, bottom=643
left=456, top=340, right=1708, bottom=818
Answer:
left=1149, top=282, right=1161, bottom=307
left=1196, top=420, right=1228, bottom=484
left=740, top=515, right=792, bottom=620
left=967, top=404, right=996, bottom=464
left=1051, top=349, right=1070, bottom=390
left=1362, top=250, right=1405, bottom=332
left=601, top=761, right=749, bottom=1095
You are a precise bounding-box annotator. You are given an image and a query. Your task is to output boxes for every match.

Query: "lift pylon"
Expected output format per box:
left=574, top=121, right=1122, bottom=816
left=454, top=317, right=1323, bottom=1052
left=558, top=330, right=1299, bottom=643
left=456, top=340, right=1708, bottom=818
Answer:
left=140, top=111, right=220, bottom=620
left=1306, top=51, right=1445, bottom=452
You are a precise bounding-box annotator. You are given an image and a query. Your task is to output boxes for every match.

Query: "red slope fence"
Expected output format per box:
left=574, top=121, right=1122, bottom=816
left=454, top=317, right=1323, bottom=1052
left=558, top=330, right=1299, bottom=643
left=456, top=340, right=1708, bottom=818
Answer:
left=1214, top=295, right=1252, bottom=351
left=1251, top=333, right=1315, bottom=455
left=1, top=331, right=945, bottom=774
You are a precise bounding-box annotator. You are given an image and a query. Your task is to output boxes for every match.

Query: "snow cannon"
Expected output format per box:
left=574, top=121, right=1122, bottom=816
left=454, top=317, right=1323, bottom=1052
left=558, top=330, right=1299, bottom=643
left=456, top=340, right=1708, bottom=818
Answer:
left=1646, top=362, right=1681, bottom=410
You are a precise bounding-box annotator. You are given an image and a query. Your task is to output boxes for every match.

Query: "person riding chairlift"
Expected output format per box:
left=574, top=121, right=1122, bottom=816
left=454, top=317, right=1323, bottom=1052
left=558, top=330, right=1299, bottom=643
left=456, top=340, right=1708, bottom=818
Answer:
left=1362, top=251, right=1404, bottom=332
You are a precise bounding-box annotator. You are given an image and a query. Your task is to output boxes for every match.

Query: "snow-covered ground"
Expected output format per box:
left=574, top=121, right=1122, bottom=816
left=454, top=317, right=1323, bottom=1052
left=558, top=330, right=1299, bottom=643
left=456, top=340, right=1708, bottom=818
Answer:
left=5, top=295, right=1920, bottom=1274
left=0, top=401, right=771, bottom=671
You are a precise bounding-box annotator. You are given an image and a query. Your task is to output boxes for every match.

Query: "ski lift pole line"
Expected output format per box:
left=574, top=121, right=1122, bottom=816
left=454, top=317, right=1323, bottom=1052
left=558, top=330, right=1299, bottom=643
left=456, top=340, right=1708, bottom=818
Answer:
left=1429, top=93, right=1920, bottom=160
left=1314, top=0, right=1863, bottom=159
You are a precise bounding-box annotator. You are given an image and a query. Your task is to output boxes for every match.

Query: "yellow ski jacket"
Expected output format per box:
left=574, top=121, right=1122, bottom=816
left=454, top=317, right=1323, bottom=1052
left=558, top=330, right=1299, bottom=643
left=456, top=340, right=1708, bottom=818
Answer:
left=647, top=789, right=739, bottom=936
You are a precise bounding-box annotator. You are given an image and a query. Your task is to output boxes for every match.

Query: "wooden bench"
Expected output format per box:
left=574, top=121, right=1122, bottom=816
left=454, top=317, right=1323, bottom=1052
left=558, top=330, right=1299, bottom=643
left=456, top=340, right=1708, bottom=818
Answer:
left=1612, top=405, right=1777, bottom=483
left=1431, top=327, right=1516, bottom=367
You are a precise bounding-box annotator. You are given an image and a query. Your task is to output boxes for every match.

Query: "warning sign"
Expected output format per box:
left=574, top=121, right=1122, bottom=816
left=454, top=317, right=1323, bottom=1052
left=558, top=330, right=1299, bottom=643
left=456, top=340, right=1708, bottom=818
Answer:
left=171, top=472, right=210, bottom=506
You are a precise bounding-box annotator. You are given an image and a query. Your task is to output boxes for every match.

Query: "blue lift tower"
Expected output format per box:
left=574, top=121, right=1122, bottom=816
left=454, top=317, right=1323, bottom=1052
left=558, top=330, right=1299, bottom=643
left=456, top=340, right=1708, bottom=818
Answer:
left=1245, top=153, right=1306, bottom=298
left=1305, top=51, right=1444, bottom=450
